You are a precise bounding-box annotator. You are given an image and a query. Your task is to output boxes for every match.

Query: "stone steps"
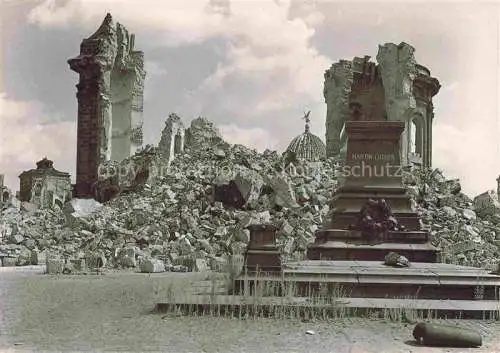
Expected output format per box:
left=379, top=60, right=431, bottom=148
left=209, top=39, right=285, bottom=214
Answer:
left=233, top=261, right=500, bottom=301
left=314, top=229, right=429, bottom=243
left=307, top=241, right=440, bottom=262
left=155, top=295, right=500, bottom=320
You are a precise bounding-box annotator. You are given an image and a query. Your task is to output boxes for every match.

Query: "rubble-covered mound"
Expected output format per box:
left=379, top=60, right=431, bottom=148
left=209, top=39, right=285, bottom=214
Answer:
left=1, top=118, right=500, bottom=272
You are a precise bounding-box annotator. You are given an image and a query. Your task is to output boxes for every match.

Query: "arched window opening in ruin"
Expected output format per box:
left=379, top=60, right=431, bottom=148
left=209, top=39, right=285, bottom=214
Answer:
left=410, top=115, right=424, bottom=157
left=54, top=199, right=64, bottom=210
left=33, top=182, right=43, bottom=197
left=110, top=66, right=135, bottom=162
left=174, top=131, right=183, bottom=154
left=409, top=120, right=417, bottom=154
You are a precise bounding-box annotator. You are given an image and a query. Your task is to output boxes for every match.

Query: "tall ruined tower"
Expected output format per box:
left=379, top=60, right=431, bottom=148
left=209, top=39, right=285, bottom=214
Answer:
left=68, top=13, right=146, bottom=197
left=324, top=42, right=440, bottom=167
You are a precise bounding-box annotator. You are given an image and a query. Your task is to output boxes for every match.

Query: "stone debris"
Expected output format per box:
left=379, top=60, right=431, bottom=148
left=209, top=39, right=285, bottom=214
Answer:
left=46, top=257, right=64, bottom=274
left=474, top=190, right=500, bottom=217
left=384, top=252, right=410, bottom=268
left=140, top=258, right=166, bottom=273
left=1, top=118, right=500, bottom=272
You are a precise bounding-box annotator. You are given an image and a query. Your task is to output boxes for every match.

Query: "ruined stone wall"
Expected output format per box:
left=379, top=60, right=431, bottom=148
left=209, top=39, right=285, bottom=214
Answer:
left=19, top=174, right=33, bottom=202
left=348, top=56, right=386, bottom=122
left=27, top=175, right=71, bottom=209
left=158, top=113, right=185, bottom=163
left=324, top=42, right=440, bottom=167
left=68, top=13, right=146, bottom=197
left=376, top=43, right=418, bottom=166
left=376, top=43, right=418, bottom=122
left=324, top=61, right=353, bottom=157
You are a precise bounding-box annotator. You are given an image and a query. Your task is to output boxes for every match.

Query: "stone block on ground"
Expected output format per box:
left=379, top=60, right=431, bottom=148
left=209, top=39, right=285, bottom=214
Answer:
left=63, top=262, right=75, bottom=274
left=120, top=255, right=137, bottom=268
left=209, top=256, right=228, bottom=272
left=31, top=249, right=47, bottom=265
left=194, top=258, right=209, bottom=272
left=21, top=202, right=38, bottom=213
left=63, top=198, right=103, bottom=220
left=16, top=248, right=32, bottom=266
left=171, top=265, right=188, bottom=272
left=86, top=252, right=107, bottom=269
left=8, top=233, right=24, bottom=245
left=46, top=257, right=64, bottom=274
left=171, top=254, right=195, bottom=271
left=140, top=258, right=166, bottom=273
left=2, top=257, right=17, bottom=267
left=69, top=258, right=86, bottom=271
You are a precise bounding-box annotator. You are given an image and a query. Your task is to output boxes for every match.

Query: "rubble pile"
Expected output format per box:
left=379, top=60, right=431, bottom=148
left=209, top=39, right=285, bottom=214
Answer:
left=404, top=168, right=500, bottom=269
left=1, top=118, right=499, bottom=272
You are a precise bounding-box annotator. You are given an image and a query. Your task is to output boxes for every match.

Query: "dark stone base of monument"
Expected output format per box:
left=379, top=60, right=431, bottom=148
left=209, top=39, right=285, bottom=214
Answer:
left=308, top=229, right=441, bottom=262
left=244, top=249, right=282, bottom=273
left=243, top=224, right=282, bottom=274
left=314, top=229, right=430, bottom=243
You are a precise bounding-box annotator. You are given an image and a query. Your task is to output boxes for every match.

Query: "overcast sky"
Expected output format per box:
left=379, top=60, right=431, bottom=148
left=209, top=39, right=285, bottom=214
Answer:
left=1, top=0, right=499, bottom=197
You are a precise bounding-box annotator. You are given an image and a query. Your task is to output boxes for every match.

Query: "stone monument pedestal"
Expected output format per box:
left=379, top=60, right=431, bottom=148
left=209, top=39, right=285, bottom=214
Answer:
left=243, top=224, right=282, bottom=273
left=230, top=120, right=499, bottom=306
left=307, top=121, right=440, bottom=262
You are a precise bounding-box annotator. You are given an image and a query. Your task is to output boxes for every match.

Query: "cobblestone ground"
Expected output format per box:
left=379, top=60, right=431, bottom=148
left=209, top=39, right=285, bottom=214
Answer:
left=0, top=266, right=499, bottom=353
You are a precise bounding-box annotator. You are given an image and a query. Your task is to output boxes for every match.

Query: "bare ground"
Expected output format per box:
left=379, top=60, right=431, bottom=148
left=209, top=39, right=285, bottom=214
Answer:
left=0, top=266, right=499, bottom=353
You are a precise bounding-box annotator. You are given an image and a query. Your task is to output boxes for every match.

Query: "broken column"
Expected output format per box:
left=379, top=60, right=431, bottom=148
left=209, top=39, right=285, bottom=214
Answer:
left=68, top=13, right=146, bottom=198
left=324, top=61, right=354, bottom=157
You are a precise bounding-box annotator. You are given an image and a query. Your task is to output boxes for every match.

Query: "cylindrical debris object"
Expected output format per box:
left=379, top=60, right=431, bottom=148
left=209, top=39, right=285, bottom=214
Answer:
left=413, top=322, right=482, bottom=347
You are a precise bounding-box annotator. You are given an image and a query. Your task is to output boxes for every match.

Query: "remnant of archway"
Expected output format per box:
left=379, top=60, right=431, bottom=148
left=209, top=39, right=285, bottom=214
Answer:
left=324, top=42, right=440, bottom=168
left=158, top=113, right=185, bottom=163
left=68, top=13, right=146, bottom=197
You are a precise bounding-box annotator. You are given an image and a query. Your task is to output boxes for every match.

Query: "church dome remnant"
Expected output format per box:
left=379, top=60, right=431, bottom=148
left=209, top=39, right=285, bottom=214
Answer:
left=285, top=111, right=326, bottom=162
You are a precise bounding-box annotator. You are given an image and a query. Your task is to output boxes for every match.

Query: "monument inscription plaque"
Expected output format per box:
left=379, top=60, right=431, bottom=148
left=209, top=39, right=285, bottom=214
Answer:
left=342, top=121, right=404, bottom=189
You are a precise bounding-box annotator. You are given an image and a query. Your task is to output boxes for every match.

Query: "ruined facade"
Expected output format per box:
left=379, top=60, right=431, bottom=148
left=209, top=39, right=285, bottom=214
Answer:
left=158, top=113, right=185, bottom=163
left=18, top=158, right=72, bottom=209
left=324, top=42, right=440, bottom=167
left=68, top=13, right=146, bottom=197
